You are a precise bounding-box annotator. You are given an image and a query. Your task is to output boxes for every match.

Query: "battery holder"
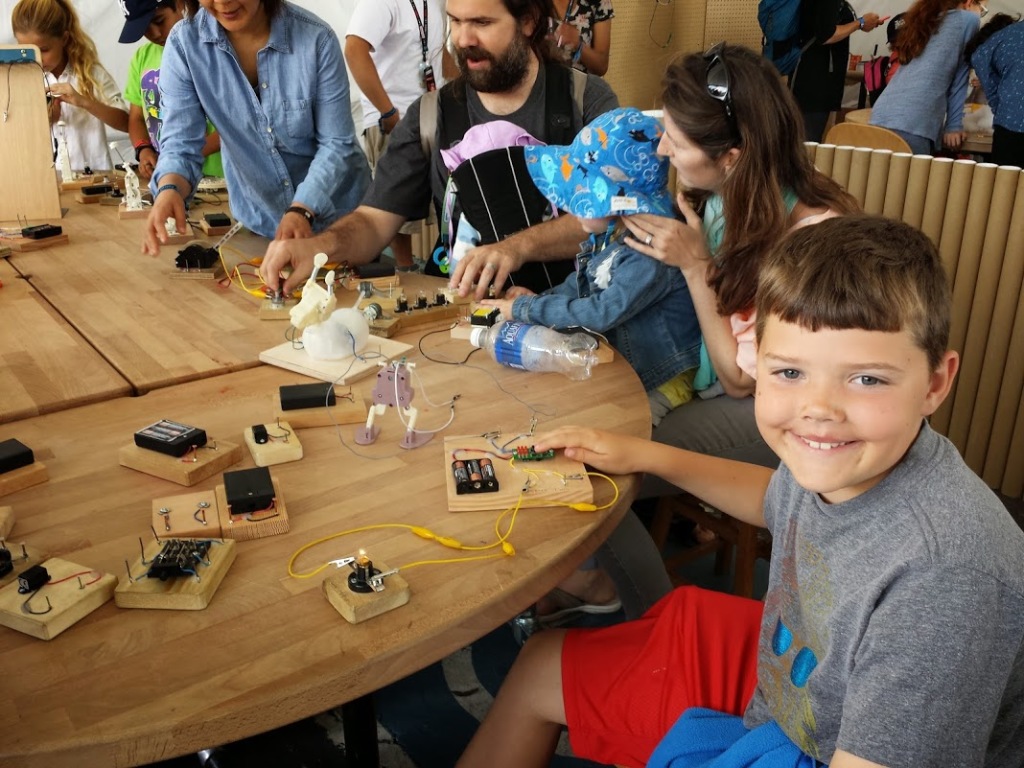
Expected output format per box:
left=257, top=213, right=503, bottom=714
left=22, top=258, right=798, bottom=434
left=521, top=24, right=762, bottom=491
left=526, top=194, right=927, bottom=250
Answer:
left=280, top=382, right=336, bottom=411
left=134, top=420, right=208, bottom=458
left=21, top=224, right=63, bottom=240
left=223, top=466, right=275, bottom=516
left=0, top=439, right=34, bottom=475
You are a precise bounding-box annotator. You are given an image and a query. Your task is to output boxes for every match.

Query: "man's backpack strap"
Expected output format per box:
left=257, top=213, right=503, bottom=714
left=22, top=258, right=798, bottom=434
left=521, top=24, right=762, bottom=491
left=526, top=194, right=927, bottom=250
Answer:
left=419, top=89, right=439, bottom=161
left=544, top=62, right=588, bottom=145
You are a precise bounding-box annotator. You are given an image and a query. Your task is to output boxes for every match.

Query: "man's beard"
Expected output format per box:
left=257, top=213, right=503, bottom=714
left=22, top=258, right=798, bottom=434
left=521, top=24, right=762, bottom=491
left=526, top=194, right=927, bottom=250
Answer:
left=454, top=31, right=531, bottom=93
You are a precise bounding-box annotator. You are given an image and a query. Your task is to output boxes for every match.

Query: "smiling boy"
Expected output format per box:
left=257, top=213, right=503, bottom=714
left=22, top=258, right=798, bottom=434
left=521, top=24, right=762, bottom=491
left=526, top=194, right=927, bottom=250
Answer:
left=457, top=215, right=1024, bottom=768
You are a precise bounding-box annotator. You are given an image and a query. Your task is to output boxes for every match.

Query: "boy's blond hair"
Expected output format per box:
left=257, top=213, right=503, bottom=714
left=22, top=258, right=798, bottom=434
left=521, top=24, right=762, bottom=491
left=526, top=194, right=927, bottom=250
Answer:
left=755, top=215, right=950, bottom=369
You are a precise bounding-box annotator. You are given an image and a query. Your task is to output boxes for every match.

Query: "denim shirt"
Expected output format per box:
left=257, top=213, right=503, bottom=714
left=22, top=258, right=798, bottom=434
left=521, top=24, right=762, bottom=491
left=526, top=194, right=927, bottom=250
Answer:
left=511, top=233, right=701, bottom=391
left=154, top=3, right=370, bottom=238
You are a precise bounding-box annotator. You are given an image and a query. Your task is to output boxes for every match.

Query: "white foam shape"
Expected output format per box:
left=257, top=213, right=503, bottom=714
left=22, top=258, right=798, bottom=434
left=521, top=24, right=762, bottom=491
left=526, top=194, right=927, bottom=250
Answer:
left=289, top=253, right=337, bottom=330
left=301, top=308, right=370, bottom=360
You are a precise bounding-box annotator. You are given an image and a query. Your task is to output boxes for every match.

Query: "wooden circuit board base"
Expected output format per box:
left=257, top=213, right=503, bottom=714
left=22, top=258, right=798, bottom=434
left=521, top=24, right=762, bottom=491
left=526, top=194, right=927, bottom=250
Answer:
left=339, top=273, right=402, bottom=294
left=214, top=478, right=290, bottom=541
left=0, top=542, right=46, bottom=590
left=119, top=440, right=243, bottom=487
left=443, top=435, right=593, bottom=513
left=243, top=422, right=303, bottom=467
left=115, top=538, right=236, bottom=610
left=275, top=398, right=367, bottom=428
left=0, top=558, right=117, bottom=640
left=117, top=204, right=150, bottom=219
left=259, top=336, right=413, bottom=386
left=198, top=217, right=233, bottom=237
left=155, top=223, right=194, bottom=247
left=167, top=264, right=226, bottom=281
left=61, top=174, right=122, bottom=191
left=151, top=489, right=223, bottom=540
left=360, top=292, right=470, bottom=338
left=0, top=461, right=48, bottom=497
left=0, top=234, right=69, bottom=252
left=322, top=559, right=410, bottom=624
left=0, top=505, right=13, bottom=539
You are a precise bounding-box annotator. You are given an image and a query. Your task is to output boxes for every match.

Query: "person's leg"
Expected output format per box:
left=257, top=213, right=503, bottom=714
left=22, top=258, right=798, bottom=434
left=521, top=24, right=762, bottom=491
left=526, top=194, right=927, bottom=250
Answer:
left=803, top=110, right=830, bottom=143
left=886, top=127, right=934, bottom=155
left=457, top=630, right=568, bottom=768
left=991, top=125, right=1024, bottom=168
left=639, top=395, right=778, bottom=500
left=595, top=508, right=673, bottom=619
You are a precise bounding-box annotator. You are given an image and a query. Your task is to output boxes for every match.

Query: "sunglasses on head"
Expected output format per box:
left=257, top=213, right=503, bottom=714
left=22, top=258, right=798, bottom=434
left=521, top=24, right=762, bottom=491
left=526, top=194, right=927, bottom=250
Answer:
left=703, top=42, right=738, bottom=139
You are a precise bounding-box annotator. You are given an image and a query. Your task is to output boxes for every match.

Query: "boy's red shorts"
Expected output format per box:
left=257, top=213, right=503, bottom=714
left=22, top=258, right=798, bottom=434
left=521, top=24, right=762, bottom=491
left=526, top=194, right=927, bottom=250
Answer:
left=561, top=586, right=763, bottom=768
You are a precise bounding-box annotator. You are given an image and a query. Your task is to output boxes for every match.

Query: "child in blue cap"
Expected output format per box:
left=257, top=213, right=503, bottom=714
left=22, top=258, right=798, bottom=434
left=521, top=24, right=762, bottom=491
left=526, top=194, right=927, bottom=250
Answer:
left=481, top=107, right=700, bottom=424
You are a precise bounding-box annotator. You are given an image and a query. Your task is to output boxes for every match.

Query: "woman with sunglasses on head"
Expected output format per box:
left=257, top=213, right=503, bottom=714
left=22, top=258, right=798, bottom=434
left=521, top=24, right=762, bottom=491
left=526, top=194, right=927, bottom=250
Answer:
left=456, top=44, right=857, bottom=768
left=870, top=0, right=986, bottom=154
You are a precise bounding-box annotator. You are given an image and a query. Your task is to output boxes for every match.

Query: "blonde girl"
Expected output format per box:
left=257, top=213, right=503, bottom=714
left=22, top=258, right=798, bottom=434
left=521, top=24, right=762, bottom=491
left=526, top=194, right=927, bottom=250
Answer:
left=13, top=0, right=129, bottom=172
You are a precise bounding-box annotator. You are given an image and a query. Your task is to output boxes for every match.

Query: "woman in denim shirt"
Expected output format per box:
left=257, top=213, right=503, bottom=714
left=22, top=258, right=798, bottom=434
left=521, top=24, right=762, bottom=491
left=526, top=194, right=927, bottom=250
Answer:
left=142, top=0, right=370, bottom=251
left=481, top=108, right=700, bottom=426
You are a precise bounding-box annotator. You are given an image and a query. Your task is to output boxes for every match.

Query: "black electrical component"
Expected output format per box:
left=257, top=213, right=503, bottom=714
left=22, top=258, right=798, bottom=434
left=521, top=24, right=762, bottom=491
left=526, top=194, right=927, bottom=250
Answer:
left=395, top=293, right=409, bottom=313
left=279, top=382, right=336, bottom=410
left=81, top=184, right=114, bottom=195
left=251, top=424, right=269, bottom=444
left=21, top=224, right=63, bottom=240
left=223, top=466, right=275, bottom=516
left=134, top=419, right=208, bottom=457
left=147, top=539, right=212, bottom=581
left=353, top=262, right=395, bottom=278
left=0, top=438, right=34, bottom=475
left=453, top=458, right=499, bottom=494
left=175, top=243, right=218, bottom=270
left=17, top=563, right=49, bottom=593
left=0, top=546, right=12, bottom=578
left=204, top=212, right=231, bottom=227
left=470, top=307, right=500, bottom=327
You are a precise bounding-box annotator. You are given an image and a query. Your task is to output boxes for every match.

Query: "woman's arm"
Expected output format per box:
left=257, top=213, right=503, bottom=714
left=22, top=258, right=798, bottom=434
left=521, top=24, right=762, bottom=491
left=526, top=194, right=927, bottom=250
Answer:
left=578, top=18, right=611, bottom=76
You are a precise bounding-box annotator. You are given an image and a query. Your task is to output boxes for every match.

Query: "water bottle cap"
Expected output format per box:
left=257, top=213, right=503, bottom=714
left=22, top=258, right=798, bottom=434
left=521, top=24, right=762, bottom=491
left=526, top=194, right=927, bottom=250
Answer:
left=469, top=326, right=485, bottom=348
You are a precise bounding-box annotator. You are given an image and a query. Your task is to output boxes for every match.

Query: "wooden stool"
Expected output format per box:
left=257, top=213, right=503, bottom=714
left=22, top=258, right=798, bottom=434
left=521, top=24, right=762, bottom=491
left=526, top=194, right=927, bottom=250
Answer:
left=649, top=493, right=771, bottom=599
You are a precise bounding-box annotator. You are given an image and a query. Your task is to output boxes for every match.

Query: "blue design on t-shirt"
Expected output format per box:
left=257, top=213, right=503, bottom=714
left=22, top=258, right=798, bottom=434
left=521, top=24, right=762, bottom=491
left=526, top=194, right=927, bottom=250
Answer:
left=773, top=618, right=793, bottom=655
left=791, top=647, right=819, bottom=688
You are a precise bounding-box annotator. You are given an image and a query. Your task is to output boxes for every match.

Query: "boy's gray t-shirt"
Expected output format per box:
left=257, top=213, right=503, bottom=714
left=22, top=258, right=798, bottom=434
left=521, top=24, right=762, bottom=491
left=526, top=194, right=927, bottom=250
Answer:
left=744, top=423, right=1024, bottom=767
left=362, top=66, right=618, bottom=222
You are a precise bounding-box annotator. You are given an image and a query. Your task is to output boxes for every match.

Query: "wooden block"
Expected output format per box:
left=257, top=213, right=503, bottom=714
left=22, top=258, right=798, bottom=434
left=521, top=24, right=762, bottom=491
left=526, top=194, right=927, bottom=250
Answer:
left=0, top=506, right=13, bottom=539
left=60, top=174, right=121, bottom=191
left=0, top=234, right=69, bottom=252
left=322, top=559, right=410, bottom=623
left=341, top=272, right=402, bottom=294
left=114, top=538, right=236, bottom=610
left=75, top=190, right=109, bottom=204
left=0, top=461, right=48, bottom=497
left=0, top=244, right=11, bottom=258
left=259, top=336, right=413, bottom=386
left=166, top=264, right=226, bottom=281
left=258, top=297, right=296, bottom=320
left=443, top=435, right=593, bottom=512
left=151, top=489, right=223, bottom=540
left=361, top=290, right=470, bottom=338
left=99, top=193, right=125, bottom=206
left=0, top=558, right=117, bottom=640
left=275, top=397, right=367, bottom=429
left=157, top=223, right=194, bottom=246
left=198, top=217, right=232, bottom=237
left=119, top=440, right=243, bottom=487
left=117, top=204, right=151, bottom=219
left=0, top=542, right=47, bottom=591
left=214, top=477, right=290, bottom=541
left=243, top=422, right=303, bottom=467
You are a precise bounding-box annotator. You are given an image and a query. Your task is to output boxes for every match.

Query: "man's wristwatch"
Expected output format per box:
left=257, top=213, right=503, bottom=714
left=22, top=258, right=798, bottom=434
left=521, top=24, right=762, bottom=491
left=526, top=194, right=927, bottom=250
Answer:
left=858, top=16, right=866, bottom=30
left=286, top=206, right=315, bottom=225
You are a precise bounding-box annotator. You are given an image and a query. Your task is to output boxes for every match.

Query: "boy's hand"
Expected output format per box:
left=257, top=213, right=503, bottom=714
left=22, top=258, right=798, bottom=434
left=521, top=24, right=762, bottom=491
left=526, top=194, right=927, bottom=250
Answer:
left=943, top=131, right=966, bottom=150
left=479, top=297, right=515, bottom=319
left=532, top=427, right=647, bottom=475
left=624, top=194, right=710, bottom=277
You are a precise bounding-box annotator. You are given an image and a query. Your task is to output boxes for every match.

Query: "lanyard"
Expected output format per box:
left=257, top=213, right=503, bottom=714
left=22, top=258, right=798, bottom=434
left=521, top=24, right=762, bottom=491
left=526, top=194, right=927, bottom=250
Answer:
left=563, top=0, right=575, bottom=23
left=407, top=0, right=429, bottom=64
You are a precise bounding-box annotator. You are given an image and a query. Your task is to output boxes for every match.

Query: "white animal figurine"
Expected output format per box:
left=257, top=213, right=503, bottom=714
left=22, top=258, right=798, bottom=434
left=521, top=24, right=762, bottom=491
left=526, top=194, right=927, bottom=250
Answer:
left=288, top=252, right=338, bottom=331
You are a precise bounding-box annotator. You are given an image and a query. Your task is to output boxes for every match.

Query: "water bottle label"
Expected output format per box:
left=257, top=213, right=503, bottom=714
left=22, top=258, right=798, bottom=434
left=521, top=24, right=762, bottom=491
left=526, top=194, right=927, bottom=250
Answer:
left=492, top=321, right=530, bottom=370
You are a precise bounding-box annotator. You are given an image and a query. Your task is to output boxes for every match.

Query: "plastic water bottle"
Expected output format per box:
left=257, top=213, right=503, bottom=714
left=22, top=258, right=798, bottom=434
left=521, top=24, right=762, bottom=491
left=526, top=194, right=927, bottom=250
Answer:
left=469, top=321, right=598, bottom=381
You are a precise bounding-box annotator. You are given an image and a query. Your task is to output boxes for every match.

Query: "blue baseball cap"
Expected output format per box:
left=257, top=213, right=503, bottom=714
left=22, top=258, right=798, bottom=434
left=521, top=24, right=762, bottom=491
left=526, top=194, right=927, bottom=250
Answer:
left=118, top=0, right=160, bottom=44
left=523, top=107, right=672, bottom=219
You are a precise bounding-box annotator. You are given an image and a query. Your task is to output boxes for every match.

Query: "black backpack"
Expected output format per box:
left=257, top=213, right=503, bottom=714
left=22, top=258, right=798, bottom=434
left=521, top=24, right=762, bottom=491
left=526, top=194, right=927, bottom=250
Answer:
left=418, top=61, right=586, bottom=292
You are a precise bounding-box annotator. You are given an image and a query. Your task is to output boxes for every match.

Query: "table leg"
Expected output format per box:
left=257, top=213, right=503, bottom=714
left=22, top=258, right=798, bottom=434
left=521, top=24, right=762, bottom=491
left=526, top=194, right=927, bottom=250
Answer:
left=342, top=694, right=380, bottom=767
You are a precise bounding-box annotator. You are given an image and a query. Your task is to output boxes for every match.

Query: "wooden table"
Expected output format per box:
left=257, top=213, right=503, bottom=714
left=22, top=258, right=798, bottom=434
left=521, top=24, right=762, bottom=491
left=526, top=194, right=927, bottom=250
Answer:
left=0, top=332, right=650, bottom=767
left=5, top=195, right=285, bottom=393
left=0, top=257, right=130, bottom=423
left=843, top=108, right=993, bottom=154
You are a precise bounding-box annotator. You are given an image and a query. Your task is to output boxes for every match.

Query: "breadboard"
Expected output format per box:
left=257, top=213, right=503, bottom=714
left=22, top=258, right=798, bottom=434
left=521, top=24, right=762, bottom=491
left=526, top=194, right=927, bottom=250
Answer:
left=0, top=542, right=46, bottom=590
left=214, top=477, right=290, bottom=541
left=119, top=440, right=242, bottom=486
left=0, top=558, right=116, bottom=640
left=243, top=422, right=303, bottom=467
left=114, top=538, right=236, bottom=610
left=0, top=505, right=13, bottom=539
left=275, top=397, right=368, bottom=428
left=0, top=461, right=48, bottom=497
left=151, top=489, right=223, bottom=540
left=322, top=559, right=410, bottom=623
left=0, top=234, right=69, bottom=252
left=443, top=435, right=593, bottom=512
left=259, top=336, right=413, bottom=386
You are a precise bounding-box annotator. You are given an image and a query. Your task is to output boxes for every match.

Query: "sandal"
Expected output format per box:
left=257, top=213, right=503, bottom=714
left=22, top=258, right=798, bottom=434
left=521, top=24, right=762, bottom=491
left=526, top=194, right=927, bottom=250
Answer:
left=535, top=587, right=622, bottom=628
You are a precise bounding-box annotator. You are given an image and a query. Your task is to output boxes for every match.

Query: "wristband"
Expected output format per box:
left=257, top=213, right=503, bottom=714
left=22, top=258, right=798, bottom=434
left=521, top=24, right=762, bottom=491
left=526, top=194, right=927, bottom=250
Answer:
left=858, top=16, right=865, bottom=30
left=156, top=183, right=182, bottom=198
left=378, top=107, right=397, bottom=130
left=134, top=142, right=156, bottom=162
left=286, top=206, right=315, bottom=225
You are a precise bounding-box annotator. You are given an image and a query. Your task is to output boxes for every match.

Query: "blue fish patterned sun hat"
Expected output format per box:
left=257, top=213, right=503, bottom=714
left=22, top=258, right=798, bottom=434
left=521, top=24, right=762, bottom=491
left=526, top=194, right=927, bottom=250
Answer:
left=523, top=107, right=672, bottom=219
